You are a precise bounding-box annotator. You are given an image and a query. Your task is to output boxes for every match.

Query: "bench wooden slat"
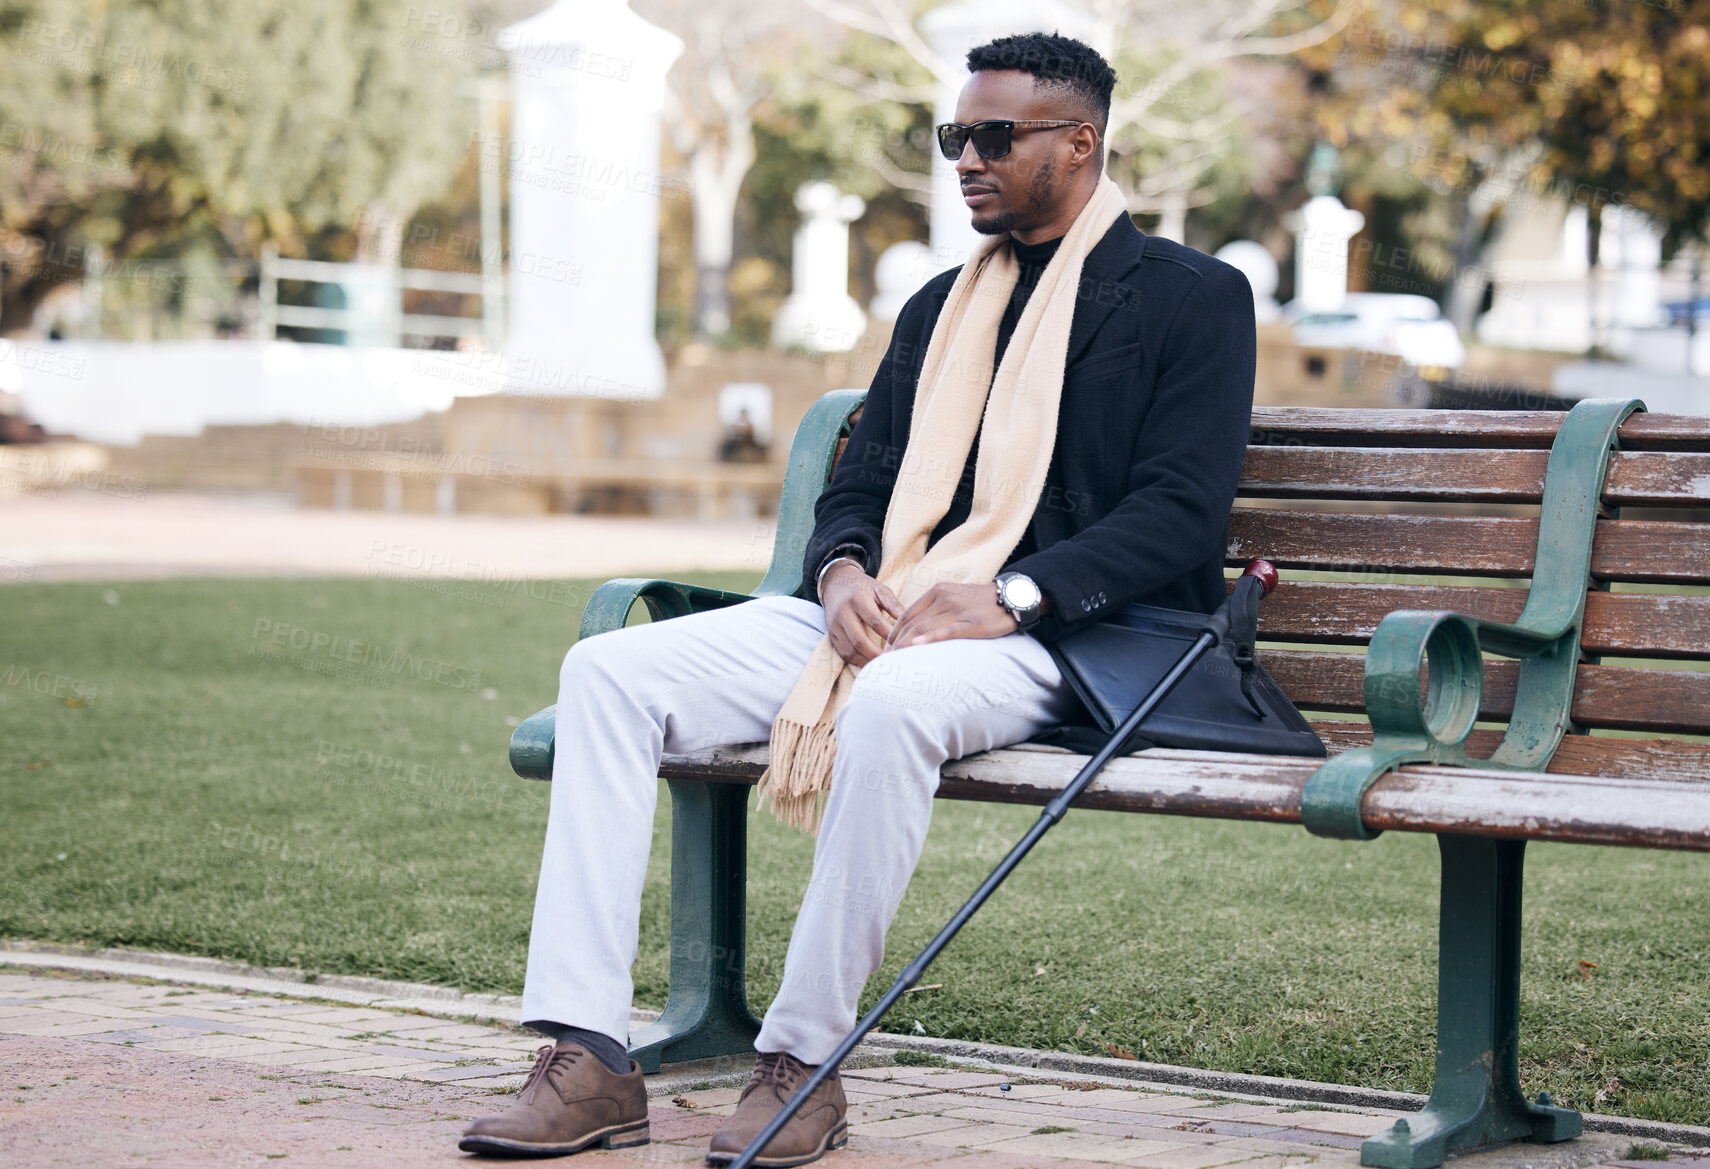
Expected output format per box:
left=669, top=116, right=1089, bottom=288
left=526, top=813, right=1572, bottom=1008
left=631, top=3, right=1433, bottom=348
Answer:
left=1308, top=721, right=1710, bottom=785
left=1266, top=650, right=1710, bottom=734
left=655, top=743, right=1710, bottom=853
left=1240, top=448, right=1549, bottom=502
left=1248, top=581, right=1710, bottom=660
left=1239, top=448, right=1710, bottom=506
left=1227, top=510, right=1710, bottom=583
left=1250, top=407, right=1710, bottom=451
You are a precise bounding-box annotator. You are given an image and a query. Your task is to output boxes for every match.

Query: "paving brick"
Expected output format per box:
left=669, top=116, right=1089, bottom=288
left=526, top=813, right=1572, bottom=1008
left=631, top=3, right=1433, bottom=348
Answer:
left=1283, top=1112, right=1400, bottom=1138
left=1032, top=1089, right=1197, bottom=1112
left=1111, top=1144, right=1277, bottom=1169
left=411, top=1064, right=521, bottom=1082
left=843, top=1079, right=943, bottom=1099
left=269, top=1008, right=402, bottom=1026
left=8, top=1016, right=173, bottom=1037
left=282, top=1053, right=433, bottom=1072
left=670, top=1086, right=742, bottom=1109
left=885, top=1091, right=986, bottom=1113
left=981, top=1130, right=1185, bottom=1162
left=914, top=1121, right=1039, bottom=1148
left=649, top=1109, right=727, bottom=1141
left=941, top=1107, right=1160, bottom=1141
left=917, top=1151, right=1085, bottom=1169
left=1177, top=1103, right=1304, bottom=1122
left=27, top=997, right=156, bottom=1019
left=858, top=1113, right=983, bottom=1139
left=1222, top=1155, right=1322, bottom=1169
left=884, top=1071, right=1017, bottom=1090
left=962, top=1082, right=1083, bottom=1100
left=436, top=1074, right=525, bottom=1089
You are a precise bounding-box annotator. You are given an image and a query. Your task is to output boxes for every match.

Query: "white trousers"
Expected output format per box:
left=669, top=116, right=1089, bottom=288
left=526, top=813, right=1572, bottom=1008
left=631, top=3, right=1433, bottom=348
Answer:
left=520, top=594, right=1078, bottom=1064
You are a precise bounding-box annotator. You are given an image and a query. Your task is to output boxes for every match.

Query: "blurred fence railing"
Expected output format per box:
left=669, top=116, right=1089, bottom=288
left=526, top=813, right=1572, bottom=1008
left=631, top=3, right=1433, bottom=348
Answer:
left=70, top=243, right=502, bottom=350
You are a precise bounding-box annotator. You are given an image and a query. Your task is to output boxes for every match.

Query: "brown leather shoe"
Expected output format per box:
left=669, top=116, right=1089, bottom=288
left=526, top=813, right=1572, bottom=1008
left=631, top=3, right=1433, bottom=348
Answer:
left=459, top=1042, right=649, bottom=1156
left=705, top=1051, right=848, bottom=1167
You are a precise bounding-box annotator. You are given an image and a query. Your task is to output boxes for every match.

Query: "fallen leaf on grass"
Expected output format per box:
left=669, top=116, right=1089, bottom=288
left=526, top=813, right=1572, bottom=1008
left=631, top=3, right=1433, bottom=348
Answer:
left=671, top=1096, right=696, bottom=1109
left=1074, top=1023, right=1088, bottom=1039
left=1577, top=960, right=1598, bottom=981
left=1105, top=1043, right=1137, bottom=1061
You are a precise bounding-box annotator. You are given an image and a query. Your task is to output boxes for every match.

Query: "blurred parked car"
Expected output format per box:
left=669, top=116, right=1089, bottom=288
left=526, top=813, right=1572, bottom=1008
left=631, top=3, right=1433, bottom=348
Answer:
left=1662, top=297, right=1710, bottom=326
left=1284, top=292, right=1467, bottom=383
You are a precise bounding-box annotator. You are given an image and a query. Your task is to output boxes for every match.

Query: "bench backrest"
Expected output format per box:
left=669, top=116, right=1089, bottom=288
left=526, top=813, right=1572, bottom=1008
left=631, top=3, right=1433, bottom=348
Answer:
left=1234, top=406, right=1710, bottom=782
left=816, top=399, right=1710, bottom=783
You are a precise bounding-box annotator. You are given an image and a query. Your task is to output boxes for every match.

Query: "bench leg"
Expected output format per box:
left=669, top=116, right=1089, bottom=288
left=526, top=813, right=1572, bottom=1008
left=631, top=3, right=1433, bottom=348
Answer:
left=626, top=779, right=762, bottom=1073
left=1361, top=836, right=1580, bottom=1169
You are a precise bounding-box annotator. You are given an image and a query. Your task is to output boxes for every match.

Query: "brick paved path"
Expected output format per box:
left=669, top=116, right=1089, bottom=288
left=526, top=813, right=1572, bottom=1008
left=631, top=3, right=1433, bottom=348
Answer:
left=0, top=968, right=1699, bottom=1169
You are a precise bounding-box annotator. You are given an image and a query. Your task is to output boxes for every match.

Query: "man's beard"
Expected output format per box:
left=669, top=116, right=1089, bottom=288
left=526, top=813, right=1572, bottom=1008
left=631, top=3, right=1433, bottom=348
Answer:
left=970, top=156, right=1056, bottom=235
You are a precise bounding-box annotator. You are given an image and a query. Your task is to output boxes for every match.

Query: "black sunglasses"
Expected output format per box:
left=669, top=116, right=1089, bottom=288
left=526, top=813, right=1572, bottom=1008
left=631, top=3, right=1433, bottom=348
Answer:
left=935, top=119, right=1092, bottom=161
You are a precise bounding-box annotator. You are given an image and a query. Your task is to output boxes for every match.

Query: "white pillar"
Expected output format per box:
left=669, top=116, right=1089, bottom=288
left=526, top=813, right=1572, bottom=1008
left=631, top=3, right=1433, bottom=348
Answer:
left=920, top=0, right=1097, bottom=274
left=501, top=0, right=682, bottom=399
left=1294, top=195, right=1366, bottom=314
left=772, top=182, right=867, bottom=353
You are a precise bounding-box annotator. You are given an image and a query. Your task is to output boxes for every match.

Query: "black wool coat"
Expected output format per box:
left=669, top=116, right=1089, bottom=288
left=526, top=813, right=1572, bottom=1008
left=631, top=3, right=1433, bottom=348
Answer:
left=797, top=213, right=1256, bottom=642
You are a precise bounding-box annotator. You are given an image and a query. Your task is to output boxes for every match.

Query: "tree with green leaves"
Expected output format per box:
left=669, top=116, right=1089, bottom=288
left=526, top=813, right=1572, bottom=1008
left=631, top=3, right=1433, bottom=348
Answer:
left=0, top=0, right=484, bottom=335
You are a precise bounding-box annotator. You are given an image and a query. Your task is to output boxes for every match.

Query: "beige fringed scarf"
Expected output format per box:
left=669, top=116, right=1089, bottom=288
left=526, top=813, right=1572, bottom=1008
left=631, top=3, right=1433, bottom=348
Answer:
left=759, top=175, right=1130, bottom=833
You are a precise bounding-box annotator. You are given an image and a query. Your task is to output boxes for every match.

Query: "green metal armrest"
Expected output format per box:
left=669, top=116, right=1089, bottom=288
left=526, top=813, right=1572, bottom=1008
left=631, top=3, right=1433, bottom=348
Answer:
left=1302, top=397, right=1644, bottom=842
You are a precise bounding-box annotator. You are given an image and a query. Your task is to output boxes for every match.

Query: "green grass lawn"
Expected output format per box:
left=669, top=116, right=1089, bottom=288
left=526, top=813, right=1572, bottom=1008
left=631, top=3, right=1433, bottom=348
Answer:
left=1, top=575, right=1705, bottom=1124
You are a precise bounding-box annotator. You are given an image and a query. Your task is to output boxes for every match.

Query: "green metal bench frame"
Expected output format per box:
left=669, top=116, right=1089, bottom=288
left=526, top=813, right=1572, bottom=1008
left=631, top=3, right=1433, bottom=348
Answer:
left=509, top=390, right=1646, bottom=1169
left=1299, top=397, right=1643, bottom=1169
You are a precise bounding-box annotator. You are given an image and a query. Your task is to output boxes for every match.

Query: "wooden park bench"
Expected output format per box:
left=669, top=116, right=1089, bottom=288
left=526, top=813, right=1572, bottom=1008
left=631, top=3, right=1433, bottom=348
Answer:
left=508, top=390, right=1710, bottom=1169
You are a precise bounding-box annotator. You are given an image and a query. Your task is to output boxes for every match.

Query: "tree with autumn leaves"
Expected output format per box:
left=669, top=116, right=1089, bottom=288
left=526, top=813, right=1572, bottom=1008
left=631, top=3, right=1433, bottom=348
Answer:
left=1307, top=0, right=1709, bottom=325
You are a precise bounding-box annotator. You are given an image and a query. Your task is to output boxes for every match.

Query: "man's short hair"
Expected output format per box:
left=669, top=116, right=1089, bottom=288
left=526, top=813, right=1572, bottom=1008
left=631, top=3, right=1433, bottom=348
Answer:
left=965, top=33, right=1117, bottom=133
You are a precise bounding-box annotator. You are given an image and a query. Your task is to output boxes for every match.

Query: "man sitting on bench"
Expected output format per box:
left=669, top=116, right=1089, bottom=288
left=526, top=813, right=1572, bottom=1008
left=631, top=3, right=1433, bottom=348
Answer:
left=461, top=32, right=1257, bottom=1166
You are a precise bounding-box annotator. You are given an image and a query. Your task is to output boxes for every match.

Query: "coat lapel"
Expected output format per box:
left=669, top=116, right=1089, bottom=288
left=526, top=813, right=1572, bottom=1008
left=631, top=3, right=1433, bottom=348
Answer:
left=1065, top=213, right=1148, bottom=368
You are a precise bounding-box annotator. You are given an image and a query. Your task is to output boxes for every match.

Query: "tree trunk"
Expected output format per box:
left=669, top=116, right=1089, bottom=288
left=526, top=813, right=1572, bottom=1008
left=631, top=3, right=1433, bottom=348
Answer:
left=1444, top=192, right=1490, bottom=334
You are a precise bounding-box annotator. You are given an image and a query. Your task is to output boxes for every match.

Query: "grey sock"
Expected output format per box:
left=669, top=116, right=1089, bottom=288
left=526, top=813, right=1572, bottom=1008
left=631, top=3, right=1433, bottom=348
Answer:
left=525, top=1019, right=631, bottom=1076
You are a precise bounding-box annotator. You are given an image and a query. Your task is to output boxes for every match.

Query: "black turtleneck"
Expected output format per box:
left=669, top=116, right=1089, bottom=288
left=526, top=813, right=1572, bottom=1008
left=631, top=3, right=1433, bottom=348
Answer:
left=994, top=233, right=1065, bottom=368
left=928, top=232, right=1066, bottom=565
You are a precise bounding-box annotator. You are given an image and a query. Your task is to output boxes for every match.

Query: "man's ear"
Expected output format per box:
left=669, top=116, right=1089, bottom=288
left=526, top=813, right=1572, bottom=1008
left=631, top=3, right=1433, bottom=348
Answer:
left=1067, top=124, right=1102, bottom=172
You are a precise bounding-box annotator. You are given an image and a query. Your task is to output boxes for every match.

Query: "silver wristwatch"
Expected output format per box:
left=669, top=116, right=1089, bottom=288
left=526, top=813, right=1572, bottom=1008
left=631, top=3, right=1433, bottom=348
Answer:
left=994, top=571, right=1043, bottom=631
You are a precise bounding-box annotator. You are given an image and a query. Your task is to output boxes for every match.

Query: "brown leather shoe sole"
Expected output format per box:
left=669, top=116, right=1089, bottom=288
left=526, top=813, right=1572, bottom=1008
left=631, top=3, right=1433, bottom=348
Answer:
left=703, top=1119, right=848, bottom=1168
left=459, top=1118, right=651, bottom=1157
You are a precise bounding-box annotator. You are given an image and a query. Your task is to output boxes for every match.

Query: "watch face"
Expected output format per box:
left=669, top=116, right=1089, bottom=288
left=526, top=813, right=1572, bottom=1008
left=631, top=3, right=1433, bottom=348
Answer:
left=1004, top=576, right=1042, bottom=609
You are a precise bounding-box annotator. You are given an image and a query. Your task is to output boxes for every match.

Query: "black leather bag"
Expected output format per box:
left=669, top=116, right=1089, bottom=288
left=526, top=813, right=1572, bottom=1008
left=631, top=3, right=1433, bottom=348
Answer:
left=1034, top=594, right=1326, bottom=758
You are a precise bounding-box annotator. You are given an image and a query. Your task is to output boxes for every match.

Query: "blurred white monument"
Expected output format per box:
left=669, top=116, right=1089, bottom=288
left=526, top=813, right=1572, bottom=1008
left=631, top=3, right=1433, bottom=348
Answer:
left=921, top=0, right=1097, bottom=274
left=1291, top=143, right=1365, bottom=314
left=772, top=182, right=867, bottom=353
left=1215, top=241, right=1281, bottom=324
left=502, top=0, right=682, bottom=399
left=871, top=241, right=935, bottom=322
